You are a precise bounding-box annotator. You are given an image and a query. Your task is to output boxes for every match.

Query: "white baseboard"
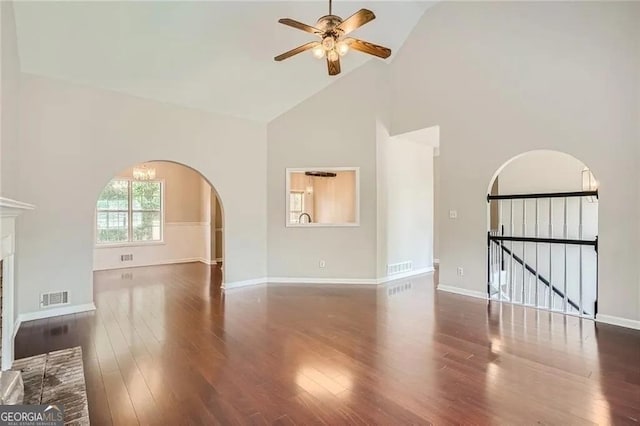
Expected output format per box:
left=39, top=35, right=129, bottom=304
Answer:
left=13, top=318, right=21, bottom=340
left=268, top=277, right=378, bottom=285
left=596, top=314, right=640, bottom=330
left=228, top=269, right=435, bottom=288
left=376, top=267, right=434, bottom=284
left=165, top=221, right=209, bottom=227
left=18, top=302, right=97, bottom=324
left=198, top=258, right=217, bottom=266
left=223, top=277, right=268, bottom=290
left=94, top=257, right=204, bottom=271
left=437, top=284, right=487, bottom=300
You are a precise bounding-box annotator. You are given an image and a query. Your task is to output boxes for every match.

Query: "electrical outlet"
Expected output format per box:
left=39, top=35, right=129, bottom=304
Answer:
left=120, top=254, right=133, bottom=262
left=319, top=260, right=326, bottom=268
left=457, top=267, right=464, bottom=276
left=449, top=209, right=458, bottom=219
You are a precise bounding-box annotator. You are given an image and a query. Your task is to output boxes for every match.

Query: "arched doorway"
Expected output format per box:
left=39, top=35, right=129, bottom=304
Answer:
left=487, top=150, right=598, bottom=317
left=92, top=160, right=224, bottom=285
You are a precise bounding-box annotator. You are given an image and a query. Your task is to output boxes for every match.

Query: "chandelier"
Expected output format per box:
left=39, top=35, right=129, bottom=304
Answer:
left=133, top=165, right=156, bottom=180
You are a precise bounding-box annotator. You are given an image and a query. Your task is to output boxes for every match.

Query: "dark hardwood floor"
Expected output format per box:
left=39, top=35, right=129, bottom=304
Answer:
left=15, top=262, right=640, bottom=425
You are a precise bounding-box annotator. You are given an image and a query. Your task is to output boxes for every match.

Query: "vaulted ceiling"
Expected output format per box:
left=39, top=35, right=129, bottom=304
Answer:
left=14, top=1, right=433, bottom=122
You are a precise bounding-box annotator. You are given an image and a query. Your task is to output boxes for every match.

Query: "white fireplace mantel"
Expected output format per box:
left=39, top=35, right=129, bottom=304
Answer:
left=0, top=196, right=35, bottom=371
left=0, top=198, right=35, bottom=218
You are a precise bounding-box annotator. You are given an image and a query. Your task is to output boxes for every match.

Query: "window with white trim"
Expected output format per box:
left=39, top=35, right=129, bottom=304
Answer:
left=289, top=191, right=305, bottom=224
left=96, top=179, right=163, bottom=244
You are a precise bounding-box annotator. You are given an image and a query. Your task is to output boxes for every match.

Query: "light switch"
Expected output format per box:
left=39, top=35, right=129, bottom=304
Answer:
left=449, top=209, right=458, bottom=219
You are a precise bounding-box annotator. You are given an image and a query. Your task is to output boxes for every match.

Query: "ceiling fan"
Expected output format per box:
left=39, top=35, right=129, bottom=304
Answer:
left=274, top=0, right=392, bottom=76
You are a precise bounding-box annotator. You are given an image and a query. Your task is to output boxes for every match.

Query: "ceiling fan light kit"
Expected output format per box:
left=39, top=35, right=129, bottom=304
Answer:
left=274, top=0, right=392, bottom=76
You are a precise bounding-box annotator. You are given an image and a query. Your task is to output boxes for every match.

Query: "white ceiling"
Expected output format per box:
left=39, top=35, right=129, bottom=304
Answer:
left=14, top=1, right=433, bottom=122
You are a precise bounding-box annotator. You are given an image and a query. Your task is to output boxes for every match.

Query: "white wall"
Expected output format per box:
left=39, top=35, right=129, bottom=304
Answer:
left=433, top=154, right=440, bottom=262
left=16, top=74, right=267, bottom=316
left=267, top=62, right=388, bottom=280
left=637, top=36, right=640, bottom=323
left=391, top=1, right=640, bottom=322
left=0, top=1, right=20, bottom=200
left=498, top=150, right=593, bottom=193
left=93, top=161, right=213, bottom=271
left=93, top=223, right=210, bottom=271
left=0, top=1, right=24, bottom=337
left=377, top=124, right=435, bottom=278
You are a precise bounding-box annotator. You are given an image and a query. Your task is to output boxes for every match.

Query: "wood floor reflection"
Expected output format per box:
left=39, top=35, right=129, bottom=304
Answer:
left=14, top=263, right=640, bottom=425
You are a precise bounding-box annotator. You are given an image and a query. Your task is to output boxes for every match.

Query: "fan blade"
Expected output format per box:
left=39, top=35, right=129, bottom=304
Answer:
left=344, top=38, right=391, bottom=59
left=336, top=9, right=375, bottom=35
left=327, top=57, right=341, bottom=76
left=278, top=18, right=323, bottom=36
left=274, top=41, right=320, bottom=61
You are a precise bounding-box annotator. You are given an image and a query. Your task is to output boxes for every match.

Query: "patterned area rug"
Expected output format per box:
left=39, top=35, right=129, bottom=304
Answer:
left=12, top=347, right=90, bottom=425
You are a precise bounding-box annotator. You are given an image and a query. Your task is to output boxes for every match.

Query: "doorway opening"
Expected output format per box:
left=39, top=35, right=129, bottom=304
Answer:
left=487, top=151, right=598, bottom=317
left=92, top=161, right=224, bottom=285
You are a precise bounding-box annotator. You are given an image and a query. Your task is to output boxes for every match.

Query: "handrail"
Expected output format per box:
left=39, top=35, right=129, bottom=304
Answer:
left=487, top=190, right=598, bottom=202
left=489, top=235, right=597, bottom=250
left=491, top=240, right=586, bottom=314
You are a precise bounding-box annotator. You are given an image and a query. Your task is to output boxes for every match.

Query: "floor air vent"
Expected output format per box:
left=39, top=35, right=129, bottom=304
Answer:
left=41, top=291, right=69, bottom=308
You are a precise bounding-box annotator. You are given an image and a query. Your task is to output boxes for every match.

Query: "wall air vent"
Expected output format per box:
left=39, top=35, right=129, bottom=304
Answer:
left=41, top=291, right=69, bottom=308
left=387, top=261, right=413, bottom=276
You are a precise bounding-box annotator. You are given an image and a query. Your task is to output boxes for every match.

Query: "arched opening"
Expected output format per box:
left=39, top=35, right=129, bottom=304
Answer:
left=92, top=160, right=224, bottom=287
left=487, top=150, right=598, bottom=317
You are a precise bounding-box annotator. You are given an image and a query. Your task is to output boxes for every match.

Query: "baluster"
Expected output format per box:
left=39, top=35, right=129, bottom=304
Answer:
left=548, top=198, right=553, bottom=311
left=498, top=201, right=503, bottom=301
left=522, top=199, right=526, bottom=304
left=510, top=200, right=514, bottom=301
left=488, top=231, right=492, bottom=297
left=535, top=198, right=539, bottom=307
left=579, top=195, right=583, bottom=316
left=563, top=197, right=568, bottom=313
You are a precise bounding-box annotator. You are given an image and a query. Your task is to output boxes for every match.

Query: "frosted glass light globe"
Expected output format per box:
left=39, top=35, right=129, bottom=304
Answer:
left=312, top=45, right=325, bottom=59
left=336, top=41, right=349, bottom=56
left=322, top=37, right=336, bottom=51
